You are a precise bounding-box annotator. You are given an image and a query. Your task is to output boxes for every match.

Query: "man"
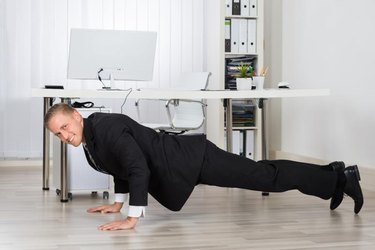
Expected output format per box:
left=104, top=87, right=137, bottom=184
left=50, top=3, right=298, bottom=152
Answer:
left=45, top=103, right=363, bottom=231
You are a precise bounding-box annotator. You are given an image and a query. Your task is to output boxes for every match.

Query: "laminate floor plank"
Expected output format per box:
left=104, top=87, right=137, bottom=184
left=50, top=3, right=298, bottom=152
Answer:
left=0, top=166, right=374, bottom=250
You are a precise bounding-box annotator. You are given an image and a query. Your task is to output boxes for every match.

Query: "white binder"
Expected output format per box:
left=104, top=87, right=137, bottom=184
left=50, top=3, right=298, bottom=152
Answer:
left=241, top=0, right=250, bottom=17
left=245, top=130, right=254, bottom=159
left=239, top=19, right=248, bottom=54
left=231, top=19, right=240, bottom=53
left=247, top=19, right=257, bottom=54
left=225, top=0, right=232, bottom=16
left=224, top=130, right=241, bottom=155
left=233, top=130, right=241, bottom=155
left=250, top=0, right=257, bottom=17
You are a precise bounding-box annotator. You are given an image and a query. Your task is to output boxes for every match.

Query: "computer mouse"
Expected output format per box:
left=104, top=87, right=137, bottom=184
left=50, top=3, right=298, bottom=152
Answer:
left=278, top=81, right=290, bottom=89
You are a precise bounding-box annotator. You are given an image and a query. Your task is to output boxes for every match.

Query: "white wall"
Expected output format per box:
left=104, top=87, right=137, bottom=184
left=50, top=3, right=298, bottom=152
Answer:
left=264, top=0, right=283, bottom=152
left=267, top=0, right=375, bottom=168
left=203, top=0, right=225, bottom=148
left=0, top=0, right=207, bottom=159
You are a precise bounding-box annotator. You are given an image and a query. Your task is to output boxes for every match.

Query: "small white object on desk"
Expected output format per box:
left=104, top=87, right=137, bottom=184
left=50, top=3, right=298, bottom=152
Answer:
left=278, top=81, right=290, bottom=89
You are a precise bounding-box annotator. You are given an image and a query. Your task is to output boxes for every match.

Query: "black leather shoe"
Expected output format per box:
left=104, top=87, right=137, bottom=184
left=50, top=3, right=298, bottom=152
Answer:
left=330, top=161, right=345, bottom=172
left=344, top=165, right=364, bottom=214
left=330, top=161, right=345, bottom=210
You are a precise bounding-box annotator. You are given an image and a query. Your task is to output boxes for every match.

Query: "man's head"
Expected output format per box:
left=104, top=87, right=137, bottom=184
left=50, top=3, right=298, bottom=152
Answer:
left=44, top=103, right=84, bottom=147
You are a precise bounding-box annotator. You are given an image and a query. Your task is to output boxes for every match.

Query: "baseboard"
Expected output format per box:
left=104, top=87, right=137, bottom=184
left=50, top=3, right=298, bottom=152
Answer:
left=270, top=150, right=375, bottom=192
left=0, top=159, right=43, bottom=168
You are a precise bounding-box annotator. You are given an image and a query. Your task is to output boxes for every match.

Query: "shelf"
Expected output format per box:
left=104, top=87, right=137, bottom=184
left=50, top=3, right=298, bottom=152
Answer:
left=225, top=126, right=258, bottom=130
left=225, top=15, right=258, bottom=19
left=225, top=53, right=258, bottom=56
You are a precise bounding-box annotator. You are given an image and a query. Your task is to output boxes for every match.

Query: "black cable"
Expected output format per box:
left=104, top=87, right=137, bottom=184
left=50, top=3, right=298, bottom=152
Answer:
left=121, top=88, right=133, bottom=114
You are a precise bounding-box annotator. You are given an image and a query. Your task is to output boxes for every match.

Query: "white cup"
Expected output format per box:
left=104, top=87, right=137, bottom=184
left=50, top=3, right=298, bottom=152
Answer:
left=253, top=76, right=265, bottom=90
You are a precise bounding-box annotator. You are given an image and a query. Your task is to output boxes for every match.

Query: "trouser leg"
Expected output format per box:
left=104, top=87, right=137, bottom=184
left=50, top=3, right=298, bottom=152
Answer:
left=199, top=141, right=337, bottom=200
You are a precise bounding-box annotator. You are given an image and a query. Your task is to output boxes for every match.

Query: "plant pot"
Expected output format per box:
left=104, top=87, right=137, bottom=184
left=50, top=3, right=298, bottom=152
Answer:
left=236, top=78, right=253, bottom=90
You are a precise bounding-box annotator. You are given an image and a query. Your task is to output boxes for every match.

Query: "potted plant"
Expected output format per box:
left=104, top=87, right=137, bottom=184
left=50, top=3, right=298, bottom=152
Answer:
left=235, top=62, right=253, bottom=90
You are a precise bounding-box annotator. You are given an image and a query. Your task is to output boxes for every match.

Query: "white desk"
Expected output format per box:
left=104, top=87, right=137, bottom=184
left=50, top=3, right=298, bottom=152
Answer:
left=32, top=88, right=329, bottom=99
left=32, top=87, right=330, bottom=201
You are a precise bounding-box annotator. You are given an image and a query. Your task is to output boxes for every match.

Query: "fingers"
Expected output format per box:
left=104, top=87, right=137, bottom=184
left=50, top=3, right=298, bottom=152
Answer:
left=98, top=222, right=118, bottom=231
left=98, top=221, right=125, bottom=231
left=87, top=206, right=110, bottom=213
left=87, top=206, right=102, bottom=213
left=87, top=203, right=121, bottom=214
left=98, top=219, right=136, bottom=231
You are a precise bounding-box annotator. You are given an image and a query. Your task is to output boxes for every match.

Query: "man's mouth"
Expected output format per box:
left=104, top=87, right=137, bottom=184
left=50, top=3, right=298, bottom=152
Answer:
left=68, top=135, right=75, bottom=143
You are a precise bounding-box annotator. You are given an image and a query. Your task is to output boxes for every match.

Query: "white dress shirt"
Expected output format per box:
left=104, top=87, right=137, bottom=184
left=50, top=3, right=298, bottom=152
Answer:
left=115, top=193, right=145, bottom=218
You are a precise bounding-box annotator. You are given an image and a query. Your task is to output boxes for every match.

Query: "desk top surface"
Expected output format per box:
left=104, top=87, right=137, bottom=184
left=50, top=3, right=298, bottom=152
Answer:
left=31, top=88, right=330, bottom=99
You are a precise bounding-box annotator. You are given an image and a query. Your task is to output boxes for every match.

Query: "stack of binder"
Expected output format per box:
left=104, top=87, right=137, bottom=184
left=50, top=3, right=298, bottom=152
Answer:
left=225, top=0, right=258, bottom=17
left=225, top=100, right=256, bottom=128
left=225, top=18, right=257, bottom=54
left=224, top=130, right=255, bottom=160
left=225, top=56, right=256, bottom=90
left=232, top=100, right=255, bottom=127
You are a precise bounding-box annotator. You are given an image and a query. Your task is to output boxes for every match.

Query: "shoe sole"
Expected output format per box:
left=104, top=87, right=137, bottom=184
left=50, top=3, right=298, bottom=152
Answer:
left=353, top=165, right=361, bottom=181
left=351, top=165, right=363, bottom=214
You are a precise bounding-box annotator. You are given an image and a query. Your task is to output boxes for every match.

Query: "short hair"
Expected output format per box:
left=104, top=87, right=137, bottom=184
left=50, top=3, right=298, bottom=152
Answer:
left=44, top=103, right=75, bottom=127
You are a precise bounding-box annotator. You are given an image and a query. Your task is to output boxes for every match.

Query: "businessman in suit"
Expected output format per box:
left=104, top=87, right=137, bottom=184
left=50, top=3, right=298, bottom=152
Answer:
left=45, top=103, right=363, bottom=231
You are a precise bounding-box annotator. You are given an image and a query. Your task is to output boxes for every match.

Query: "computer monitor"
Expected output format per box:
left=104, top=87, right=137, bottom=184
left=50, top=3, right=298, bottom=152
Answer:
left=67, top=28, right=157, bottom=89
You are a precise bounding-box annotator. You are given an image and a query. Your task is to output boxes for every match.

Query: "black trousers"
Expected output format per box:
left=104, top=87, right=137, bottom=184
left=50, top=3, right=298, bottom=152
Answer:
left=199, top=141, right=337, bottom=200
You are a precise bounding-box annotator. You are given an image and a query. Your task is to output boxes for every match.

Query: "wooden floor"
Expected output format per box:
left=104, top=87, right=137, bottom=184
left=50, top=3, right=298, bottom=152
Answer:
left=1, top=166, right=375, bottom=250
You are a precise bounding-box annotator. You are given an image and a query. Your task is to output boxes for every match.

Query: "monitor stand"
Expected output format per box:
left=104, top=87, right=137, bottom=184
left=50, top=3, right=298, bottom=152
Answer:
left=98, top=71, right=123, bottom=91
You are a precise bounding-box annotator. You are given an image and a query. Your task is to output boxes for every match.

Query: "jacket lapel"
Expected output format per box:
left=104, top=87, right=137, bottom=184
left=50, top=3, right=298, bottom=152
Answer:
left=83, top=118, right=101, bottom=169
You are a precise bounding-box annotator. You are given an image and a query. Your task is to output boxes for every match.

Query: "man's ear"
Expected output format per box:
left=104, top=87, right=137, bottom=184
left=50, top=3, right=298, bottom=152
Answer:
left=72, top=109, right=82, bottom=121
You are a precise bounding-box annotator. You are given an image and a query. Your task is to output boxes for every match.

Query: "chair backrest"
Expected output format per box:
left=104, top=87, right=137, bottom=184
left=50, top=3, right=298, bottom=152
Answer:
left=172, top=101, right=206, bottom=129
left=173, top=72, right=210, bottom=90
left=170, top=72, right=210, bottom=130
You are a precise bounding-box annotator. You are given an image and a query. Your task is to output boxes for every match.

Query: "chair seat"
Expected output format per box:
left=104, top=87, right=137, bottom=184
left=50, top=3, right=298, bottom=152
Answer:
left=141, top=123, right=187, bottom=135
left=141, top=123, right=172, bottom=130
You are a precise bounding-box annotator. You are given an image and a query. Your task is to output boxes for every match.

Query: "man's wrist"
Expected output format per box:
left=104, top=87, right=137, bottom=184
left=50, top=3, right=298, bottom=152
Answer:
left=113, top=202, right=124, bottom=210
left=114, top=193, right=128, bottom=203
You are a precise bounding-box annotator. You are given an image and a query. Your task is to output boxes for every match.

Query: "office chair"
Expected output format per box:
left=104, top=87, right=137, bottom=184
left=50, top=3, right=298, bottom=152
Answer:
left=135, top=72, right=211, bottom=134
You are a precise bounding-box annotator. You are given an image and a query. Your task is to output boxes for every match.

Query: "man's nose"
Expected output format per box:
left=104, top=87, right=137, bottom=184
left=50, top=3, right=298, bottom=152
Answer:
left=59, top=131, right=69, bottom=142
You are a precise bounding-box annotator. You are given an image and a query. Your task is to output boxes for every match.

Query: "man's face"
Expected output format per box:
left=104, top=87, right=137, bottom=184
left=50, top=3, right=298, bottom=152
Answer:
left=47, top=110, right=84, bottom=147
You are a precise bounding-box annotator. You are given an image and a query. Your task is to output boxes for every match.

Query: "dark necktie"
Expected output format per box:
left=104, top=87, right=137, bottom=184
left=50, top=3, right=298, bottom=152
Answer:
left=83, top=144, right=108, bottom=174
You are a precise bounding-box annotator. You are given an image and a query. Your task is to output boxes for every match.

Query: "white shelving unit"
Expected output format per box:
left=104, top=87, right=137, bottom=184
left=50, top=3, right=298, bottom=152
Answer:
left=222, top=0, right=264, bottom=160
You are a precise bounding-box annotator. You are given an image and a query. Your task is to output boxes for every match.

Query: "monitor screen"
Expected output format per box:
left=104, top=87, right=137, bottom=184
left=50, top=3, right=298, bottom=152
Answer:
left=67, top=28, right=157, bottom=82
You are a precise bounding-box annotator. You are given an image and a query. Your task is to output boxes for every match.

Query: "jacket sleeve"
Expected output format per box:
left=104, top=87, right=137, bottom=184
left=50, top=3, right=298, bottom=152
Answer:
left=111, top=131, right=150, bottom=207
left=113, top=177, right=129, bottom=194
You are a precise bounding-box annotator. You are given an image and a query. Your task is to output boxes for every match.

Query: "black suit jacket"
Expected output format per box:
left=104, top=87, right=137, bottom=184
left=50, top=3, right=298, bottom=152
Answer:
left=83, top=112, right=207, bottom=211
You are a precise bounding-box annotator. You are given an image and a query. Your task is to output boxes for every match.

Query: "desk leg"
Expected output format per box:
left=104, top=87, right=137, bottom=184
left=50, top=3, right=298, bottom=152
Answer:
left=258, top=98, right=268, bottom=160
left=225, top=99, right=233, bottom=153
left=60, top=98, right=69, bottom=202
left=42, top=97, right=51, bottom=190
left=259, top=98, right=269, bottom=196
